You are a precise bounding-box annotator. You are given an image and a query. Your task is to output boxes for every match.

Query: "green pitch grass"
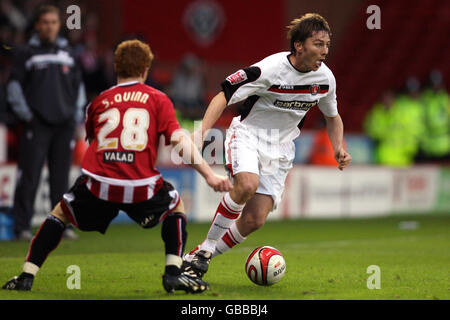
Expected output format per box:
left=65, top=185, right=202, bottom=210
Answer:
left=0, top=213, right=449, bottom=300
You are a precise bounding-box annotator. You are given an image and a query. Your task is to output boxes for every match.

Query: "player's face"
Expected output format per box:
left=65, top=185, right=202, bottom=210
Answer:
left=36, top=12, right=61, bottom=43
left=296, top=31, right=330, bottom=71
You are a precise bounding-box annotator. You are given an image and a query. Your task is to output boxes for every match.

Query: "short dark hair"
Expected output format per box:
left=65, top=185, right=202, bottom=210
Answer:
left=287, top=13, right=331, bottom=53
left=35, top=4, right=60, bottom=23
left=114, top=40, right=154, bottom=78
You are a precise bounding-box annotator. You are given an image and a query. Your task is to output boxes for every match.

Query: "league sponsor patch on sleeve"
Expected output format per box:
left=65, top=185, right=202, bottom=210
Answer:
left=226, top=69, right=248, bottom=85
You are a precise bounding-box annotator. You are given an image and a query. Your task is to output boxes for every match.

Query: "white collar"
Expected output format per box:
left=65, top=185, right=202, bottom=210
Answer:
left=116, top=80, right=140, bottom=87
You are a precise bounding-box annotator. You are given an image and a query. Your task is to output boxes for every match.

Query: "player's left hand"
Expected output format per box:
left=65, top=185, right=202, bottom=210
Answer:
left=335, top=149, right=352, bottom=171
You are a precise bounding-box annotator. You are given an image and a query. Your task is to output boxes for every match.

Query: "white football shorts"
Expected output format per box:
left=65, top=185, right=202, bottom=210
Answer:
left=224, top=117, right=295, bottom=209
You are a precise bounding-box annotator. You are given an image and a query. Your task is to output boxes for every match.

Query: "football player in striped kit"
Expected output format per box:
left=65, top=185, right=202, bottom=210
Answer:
left=2, top=40, right=232, bottom=294
left=185, top=13, right=352, bottom=277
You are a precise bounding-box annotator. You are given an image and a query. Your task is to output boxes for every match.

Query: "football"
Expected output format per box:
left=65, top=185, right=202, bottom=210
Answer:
left=245, top=246, right=286, bottom=286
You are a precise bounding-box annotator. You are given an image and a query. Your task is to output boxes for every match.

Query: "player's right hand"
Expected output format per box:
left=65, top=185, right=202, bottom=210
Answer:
left=335, top=148, right=352, bottom=171
left=206, top=174, right=233, bottom=192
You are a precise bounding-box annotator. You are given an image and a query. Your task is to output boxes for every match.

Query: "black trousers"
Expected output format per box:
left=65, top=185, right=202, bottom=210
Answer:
left=13, top=117, right=75, bottom=234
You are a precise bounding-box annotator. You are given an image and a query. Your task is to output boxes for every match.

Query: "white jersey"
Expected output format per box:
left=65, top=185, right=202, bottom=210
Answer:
left=221, top=51, right=338, bottom=144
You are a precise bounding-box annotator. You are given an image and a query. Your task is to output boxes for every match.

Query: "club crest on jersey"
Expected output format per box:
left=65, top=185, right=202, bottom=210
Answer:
left=309, top=84, right=320, bottom=95
left=226, top=69, right=247, bottom=85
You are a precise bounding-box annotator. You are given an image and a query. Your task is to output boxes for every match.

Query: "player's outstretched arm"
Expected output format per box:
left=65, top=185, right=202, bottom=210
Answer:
left=324, top=114, right=352, bottom=170
left=193, top=91, right=228, bottom=149
left=170, top=129, right=232, bottom=192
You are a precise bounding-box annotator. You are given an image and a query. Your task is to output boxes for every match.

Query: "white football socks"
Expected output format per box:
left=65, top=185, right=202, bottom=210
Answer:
left=22, top=261, right=40, bottom=276
left=213, top=221, right=247, bottom=257
left=199, top=192, right=245, bottom=254
left=166, top=254, right=183, bottom=269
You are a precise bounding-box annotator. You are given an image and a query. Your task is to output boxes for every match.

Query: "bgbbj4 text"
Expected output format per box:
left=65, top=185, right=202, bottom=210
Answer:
left=180, top=304, right=268, bottom=317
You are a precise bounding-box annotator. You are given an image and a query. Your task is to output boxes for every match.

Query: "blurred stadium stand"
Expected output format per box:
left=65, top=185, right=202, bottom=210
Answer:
left=328, top=0, right=449, bottom=132
left=0, top=0, right=448, bottom=165
left=0, top=0, right=449, bottom=231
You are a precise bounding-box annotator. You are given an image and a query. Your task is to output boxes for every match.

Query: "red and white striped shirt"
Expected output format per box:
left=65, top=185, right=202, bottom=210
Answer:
left=81, top=81, right=180, bottom=203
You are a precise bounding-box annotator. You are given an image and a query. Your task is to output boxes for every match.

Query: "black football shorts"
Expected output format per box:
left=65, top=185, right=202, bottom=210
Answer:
left=60, top=175, right=180, bottom=234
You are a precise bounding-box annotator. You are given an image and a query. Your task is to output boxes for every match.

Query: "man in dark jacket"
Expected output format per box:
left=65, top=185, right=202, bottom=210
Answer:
left=6, top=5, right=85, bottom=240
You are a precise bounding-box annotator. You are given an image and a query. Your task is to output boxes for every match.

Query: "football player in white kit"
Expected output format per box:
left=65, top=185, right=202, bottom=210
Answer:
left=184, top=13, right=352, bottom=277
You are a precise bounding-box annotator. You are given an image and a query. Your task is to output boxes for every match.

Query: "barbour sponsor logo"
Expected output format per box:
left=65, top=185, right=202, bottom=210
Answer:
left=273, top=99, right=318, bottom=111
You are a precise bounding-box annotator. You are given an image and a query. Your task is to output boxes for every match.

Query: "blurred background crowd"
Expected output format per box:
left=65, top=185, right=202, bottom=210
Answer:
left=0, top=0, right=448, bottom=167
left=364, top=73, right=449, bottom=166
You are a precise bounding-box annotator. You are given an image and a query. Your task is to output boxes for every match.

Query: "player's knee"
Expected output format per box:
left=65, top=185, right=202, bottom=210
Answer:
left=50, top=202, right=70, bottom=225
left=235, top=179, right=258, bottom=201
left=173, top=199, right=185, bottom=215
